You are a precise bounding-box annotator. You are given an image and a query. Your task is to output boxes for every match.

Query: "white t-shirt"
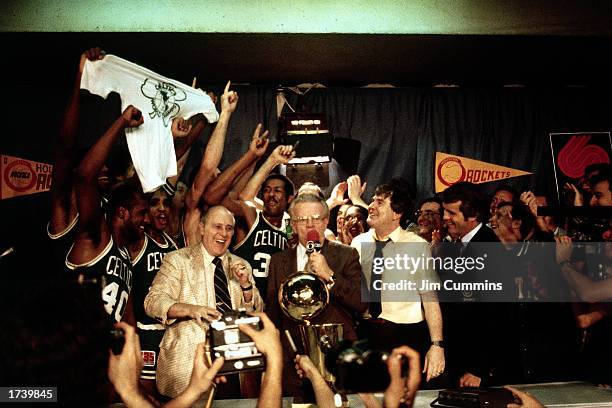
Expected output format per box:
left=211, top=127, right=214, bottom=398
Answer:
left=81, top=55, right=219, bottom=192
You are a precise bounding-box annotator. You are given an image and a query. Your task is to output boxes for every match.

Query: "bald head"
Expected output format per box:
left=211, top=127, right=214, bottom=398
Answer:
left=201, top=205, right=235, bottom=226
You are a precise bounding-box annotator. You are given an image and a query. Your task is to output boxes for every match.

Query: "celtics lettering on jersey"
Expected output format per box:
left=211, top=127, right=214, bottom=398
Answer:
left=102, top=251, right=133, bottom=322
left=147, top=251, right=164, bottom=271
left=66, top=239, right=133, bottom=323
left=132, top=233, right=178, bottom=326
left=234, top=211, right=288, bottom=279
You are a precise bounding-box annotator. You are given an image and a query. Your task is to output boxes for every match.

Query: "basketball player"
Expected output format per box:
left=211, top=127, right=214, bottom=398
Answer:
left=48, top=47, right=105, bottom=273
left=66, top=105, right=147, bottom=325
left=130, top=187, right=179, bottom=393
left=224, top=145, right=296, bottom=296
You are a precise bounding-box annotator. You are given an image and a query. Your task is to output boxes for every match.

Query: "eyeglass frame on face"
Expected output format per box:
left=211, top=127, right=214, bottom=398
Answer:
left=415, top=210, right=441, bottom=217
left=292, top=214, right=327, bottom=225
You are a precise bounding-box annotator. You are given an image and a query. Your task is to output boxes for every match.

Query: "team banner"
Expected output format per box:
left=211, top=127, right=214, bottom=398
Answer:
left=1, top=154, right=53, bottom=200
left=549, top=131, right=611, bottom=203
left=435, top=152, right=532, bottom=192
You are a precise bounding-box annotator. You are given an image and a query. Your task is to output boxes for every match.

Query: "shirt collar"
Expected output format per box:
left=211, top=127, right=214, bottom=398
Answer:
left=461, top=223, right=483, bottom=244
left=297, top=243, right=308, bottom=260
left=200, top=243, right=228, bottom=265
left=372, top=226, right=402, bottom=242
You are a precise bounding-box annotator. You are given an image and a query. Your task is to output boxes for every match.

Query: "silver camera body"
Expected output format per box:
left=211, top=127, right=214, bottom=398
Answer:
left=209, top=309, right=265, bottom=375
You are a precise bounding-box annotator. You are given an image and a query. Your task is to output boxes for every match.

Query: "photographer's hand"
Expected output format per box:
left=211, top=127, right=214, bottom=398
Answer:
left=384, top=346, right=421, bottom=408
left=166, top=343, right=225, bottom=408
left=294, top=354, right=319, bottom=380
left=459, top=372, right=481, bottom=387
left=294, top=355, right=336, bottom=408
left=107, top=322, right=152, bottom=407
left=504, top=386, right=545, bottom=408
left=238, top=312, right=283, bottom=408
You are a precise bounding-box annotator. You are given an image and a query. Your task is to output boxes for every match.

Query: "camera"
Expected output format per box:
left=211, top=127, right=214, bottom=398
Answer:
left=325, top=339, right=407, bottom=393
left=209, top=309, right=265, bottom=375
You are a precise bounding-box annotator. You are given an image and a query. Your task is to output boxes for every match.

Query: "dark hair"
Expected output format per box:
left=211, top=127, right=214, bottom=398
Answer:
left=346, top=205, right=370, bottom=233
left=417, top=196, right=443, bottom=215
left=264, top=174, right=295, bottom=197
left=441, top=182, right=487, bottom=222
left=589, top=169, right=612, bottom=191
left=0, top=279, right=111, bottom=405
left=374, top=178, right=414, bottom=228
left=498, top=201, right=535, bottom=239
left=492, top=184, right=518, bottom=200
left=584, top=162, right=610, bottom=178
left=106, top=180, right=145, bottom=217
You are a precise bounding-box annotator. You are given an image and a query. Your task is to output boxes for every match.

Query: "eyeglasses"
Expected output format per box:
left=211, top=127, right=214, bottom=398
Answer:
left=293, top=214, right=326, bottom=225
left=415, top=210, right=440, bottom=217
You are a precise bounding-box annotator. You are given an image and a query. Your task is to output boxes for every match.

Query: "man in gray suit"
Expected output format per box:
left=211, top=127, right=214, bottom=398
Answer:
left=266, top=193, right=367, bottom=396
left=144, top=205, right=262, bottom=399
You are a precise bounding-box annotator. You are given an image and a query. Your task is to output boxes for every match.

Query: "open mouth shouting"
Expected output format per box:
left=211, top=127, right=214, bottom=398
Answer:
left=154, top=213, right=168, bottom=229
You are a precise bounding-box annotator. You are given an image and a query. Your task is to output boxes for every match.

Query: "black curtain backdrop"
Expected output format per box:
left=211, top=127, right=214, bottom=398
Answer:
left=2, top=84, right=612, bottom=276
left=188, top=85, right=612, bottom=203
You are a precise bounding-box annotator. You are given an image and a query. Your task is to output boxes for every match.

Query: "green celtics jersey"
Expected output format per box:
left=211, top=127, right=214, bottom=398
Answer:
left=233, top=210, right=289, bottom=296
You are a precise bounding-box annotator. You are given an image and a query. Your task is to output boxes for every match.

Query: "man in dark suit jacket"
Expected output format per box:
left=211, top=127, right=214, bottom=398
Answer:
left=440, top=182, right=514, bottom=388
left=266, top=193, right=367, bottom=396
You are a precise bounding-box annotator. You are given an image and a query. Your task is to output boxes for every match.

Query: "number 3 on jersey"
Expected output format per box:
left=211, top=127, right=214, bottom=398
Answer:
left=102, top=282, right=129, bottom=322
left=253, top=252, right=271, bottom=278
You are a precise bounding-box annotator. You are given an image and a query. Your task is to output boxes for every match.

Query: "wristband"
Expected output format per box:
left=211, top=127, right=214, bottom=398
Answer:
left=559, top=260, right=573, bottom=268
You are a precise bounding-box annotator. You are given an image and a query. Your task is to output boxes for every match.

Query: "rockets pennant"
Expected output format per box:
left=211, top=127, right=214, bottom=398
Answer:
left=435, top=152, right=531, bottom=193
left=1, top=154, right=53, bottom=200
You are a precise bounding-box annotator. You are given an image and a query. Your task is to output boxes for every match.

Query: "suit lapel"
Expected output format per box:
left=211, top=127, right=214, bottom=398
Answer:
left=321, top=241, right=337, bottom=271
left=287, top=247, right=297, bottom=278
left=187, top=244, right=208, bottom=306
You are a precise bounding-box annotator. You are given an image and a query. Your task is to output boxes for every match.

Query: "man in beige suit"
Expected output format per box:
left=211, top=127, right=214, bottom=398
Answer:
left=144, top=205, right=263, bottom=399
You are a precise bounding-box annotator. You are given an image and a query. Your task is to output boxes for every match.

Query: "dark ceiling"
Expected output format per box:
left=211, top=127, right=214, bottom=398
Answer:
left=3, top=32, right=612, bottom=88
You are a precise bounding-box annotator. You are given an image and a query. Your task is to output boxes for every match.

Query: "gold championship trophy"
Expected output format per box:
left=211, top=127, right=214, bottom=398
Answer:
left=278, top=236, right=347, bottom=407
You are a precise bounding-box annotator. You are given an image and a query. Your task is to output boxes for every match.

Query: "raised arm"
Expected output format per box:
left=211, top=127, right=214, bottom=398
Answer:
left=184, top=81, right=236, bottom=212
left=238, top=144, right=296, bottom=203
left=326, top=181, right=348, bottom=211
left=520, top=191, right=549, bottom=233
left=166, top=117, right=206, bottom=189
left=70, top=106, right=143, bottom=262
left=49, top=48, right=105, bottom=234
left=238, top=313, right=283, bottom=408
left=294, top=355, right=336, bottom=408
left=347, top=175, right=369, bottom=209
left=220, top=144, right=294, bottom=232
left=204, top=123, right=269, bottom=206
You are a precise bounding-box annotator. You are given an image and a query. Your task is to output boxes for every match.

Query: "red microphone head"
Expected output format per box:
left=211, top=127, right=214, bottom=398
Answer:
left=306, top=230, right=320, bottom=243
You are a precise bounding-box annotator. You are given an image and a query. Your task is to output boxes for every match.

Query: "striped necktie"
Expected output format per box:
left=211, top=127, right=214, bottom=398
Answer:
left=212, top=257, right=232, bottom=313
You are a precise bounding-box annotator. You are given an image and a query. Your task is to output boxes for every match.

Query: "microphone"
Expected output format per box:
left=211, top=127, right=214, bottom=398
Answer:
left=306, top=230, right=322, bottom=255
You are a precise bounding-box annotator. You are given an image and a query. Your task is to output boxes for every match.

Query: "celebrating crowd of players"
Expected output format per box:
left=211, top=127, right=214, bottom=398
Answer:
left=4, top=47, right=611, bottom=408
